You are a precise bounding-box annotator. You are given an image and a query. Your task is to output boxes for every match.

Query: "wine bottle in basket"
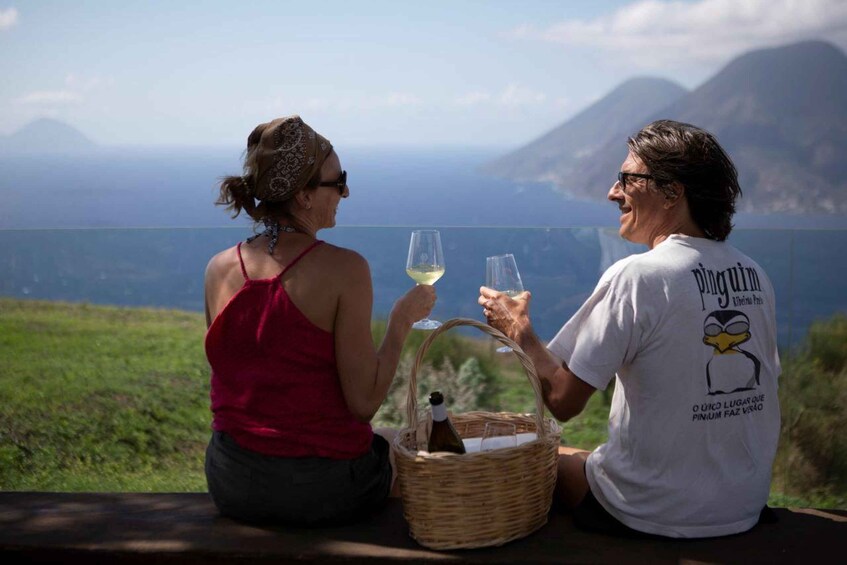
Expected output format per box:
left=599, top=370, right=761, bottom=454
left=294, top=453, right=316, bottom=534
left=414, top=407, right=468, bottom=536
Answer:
left=427, top=391, right=466, bottom=454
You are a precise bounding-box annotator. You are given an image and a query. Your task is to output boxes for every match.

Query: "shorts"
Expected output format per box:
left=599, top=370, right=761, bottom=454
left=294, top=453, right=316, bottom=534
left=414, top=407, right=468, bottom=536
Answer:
left=573, top=488, right=657, bottom=538
left=205, top=430, right=392, bottom=526
left=573, top=488, right=779, bottom=539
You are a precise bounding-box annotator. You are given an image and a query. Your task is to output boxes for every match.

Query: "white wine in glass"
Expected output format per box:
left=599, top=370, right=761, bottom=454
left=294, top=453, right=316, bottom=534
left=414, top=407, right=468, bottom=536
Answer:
left=406, top=230, right=445, bottom=330
left=485, top=254, right=524, bottom=352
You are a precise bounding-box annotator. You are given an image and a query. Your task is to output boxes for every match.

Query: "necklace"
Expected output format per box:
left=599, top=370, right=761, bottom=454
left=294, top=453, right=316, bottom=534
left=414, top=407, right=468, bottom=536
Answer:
left=246, top=218, right=298, bottom=254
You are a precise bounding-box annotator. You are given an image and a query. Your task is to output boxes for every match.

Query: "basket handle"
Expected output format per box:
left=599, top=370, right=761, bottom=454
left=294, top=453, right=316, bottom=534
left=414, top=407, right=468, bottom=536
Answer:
left=405, top=317, right=548, bottom=435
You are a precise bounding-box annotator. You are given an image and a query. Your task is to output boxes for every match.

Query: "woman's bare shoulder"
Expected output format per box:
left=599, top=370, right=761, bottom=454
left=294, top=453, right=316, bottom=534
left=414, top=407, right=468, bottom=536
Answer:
left=317, top=242, right=370, bottom=273
left=205, top=246, right=241, bottom=282
left=321, top=243, right=368, bottom=268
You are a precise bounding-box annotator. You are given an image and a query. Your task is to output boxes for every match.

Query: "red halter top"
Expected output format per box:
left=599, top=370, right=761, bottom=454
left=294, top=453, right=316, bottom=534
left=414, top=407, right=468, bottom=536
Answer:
left=205, top=240, right=373, bottom=459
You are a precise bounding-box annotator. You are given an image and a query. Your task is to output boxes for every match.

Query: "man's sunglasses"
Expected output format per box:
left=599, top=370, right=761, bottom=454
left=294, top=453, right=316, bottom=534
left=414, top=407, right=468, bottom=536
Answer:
left=616, top=171, right=654, bottom=191
left=318, top=170, right=347, bottom=195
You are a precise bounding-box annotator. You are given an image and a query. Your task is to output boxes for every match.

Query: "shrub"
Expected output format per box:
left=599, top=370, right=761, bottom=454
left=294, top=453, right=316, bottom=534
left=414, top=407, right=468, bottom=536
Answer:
left=373, top=355, right=496, bottom=428
left=772, top=314, right=847, bottom=507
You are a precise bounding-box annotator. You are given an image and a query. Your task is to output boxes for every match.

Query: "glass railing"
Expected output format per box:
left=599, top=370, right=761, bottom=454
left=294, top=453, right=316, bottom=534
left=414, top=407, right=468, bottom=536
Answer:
left=1, top=226, right=845, bottom=353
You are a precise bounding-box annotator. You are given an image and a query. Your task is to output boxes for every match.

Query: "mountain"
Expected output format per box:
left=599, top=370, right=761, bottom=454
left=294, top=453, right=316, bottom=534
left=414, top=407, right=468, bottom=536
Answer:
left=488, top=40, right=847, bottom=215
left=0, top=118, right=97, bottom=153
left=483, top=77, right=688, bottom=190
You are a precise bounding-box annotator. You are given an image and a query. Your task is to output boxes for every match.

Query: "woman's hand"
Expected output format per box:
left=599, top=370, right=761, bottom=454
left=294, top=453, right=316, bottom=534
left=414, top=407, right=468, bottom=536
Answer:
left=392, top=284, right=437, bottom=327
left=478, top=286, right=532, bottom=345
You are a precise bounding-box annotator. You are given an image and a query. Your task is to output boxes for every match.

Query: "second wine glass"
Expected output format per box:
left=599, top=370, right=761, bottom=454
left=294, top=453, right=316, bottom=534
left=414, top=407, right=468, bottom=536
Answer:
left=480, top=422, right=517, bottom=452
left=406, top=229, right=445, bottom=330
left=485, top=254, right=524, bottom=352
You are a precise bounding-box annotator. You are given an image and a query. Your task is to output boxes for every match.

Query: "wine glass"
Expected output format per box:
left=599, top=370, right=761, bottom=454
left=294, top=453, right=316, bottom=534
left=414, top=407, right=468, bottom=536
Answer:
left=485, top=254, right=524, bottom=352
left=480, top=422, right=517, bottom=452
left=406, top=229, right=445, bottom=330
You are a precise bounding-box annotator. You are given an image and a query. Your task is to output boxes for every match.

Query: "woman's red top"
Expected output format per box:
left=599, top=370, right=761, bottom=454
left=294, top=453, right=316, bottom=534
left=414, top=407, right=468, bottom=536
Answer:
left=205, top=240, right=373, bottom=459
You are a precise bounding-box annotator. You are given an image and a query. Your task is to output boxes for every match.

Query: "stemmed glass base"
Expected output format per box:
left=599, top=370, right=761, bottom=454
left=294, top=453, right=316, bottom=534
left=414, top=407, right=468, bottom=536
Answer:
left=412, top=318, right=442, bottom=330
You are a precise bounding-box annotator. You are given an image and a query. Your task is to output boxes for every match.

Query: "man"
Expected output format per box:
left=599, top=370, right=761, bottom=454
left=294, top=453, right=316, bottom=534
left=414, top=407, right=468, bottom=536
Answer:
left=479, top=120, right=780, bottom=538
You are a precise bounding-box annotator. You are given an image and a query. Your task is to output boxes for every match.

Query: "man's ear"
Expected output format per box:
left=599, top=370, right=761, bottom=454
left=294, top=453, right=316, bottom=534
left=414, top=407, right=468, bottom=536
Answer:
left=664, top=182, right=684, bottom=209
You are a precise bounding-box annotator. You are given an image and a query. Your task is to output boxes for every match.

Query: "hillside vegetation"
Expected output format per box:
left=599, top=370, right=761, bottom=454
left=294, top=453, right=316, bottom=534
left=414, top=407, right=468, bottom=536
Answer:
left=0, top=298, right=843, bottom=508
left=770, top=314, right=847, bottom=508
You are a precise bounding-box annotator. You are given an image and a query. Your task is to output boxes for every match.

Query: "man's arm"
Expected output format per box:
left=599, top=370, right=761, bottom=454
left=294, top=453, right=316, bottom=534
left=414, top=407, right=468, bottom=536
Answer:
left=479, top=286, right=596, bottom=421
left=513, top=326, right=596, bottom=421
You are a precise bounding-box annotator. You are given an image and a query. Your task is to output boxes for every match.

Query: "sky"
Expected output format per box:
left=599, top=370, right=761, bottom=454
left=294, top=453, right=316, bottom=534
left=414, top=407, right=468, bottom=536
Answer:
left=1, top=0, right=846, bottom=148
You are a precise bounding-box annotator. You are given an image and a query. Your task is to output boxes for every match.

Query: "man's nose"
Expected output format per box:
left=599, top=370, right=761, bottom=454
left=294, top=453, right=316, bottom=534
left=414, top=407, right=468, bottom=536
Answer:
left=608, top=179, right=623, bottom=201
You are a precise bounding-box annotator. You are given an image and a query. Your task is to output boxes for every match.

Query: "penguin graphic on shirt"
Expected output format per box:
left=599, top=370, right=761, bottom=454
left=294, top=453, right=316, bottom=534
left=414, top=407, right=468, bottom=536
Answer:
left=703, top=310, right=761, bottom=395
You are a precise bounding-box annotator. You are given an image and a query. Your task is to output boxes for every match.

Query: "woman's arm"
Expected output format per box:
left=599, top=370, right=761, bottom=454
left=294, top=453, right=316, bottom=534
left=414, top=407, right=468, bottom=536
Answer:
left=334, top=250, right=435, bottom=422
left=204, top=248, right=241, bottom=329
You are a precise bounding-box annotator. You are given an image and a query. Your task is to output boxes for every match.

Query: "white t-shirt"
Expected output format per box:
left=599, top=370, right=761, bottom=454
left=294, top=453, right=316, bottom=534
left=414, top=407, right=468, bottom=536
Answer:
left=548, top=234, right=781, bottom=538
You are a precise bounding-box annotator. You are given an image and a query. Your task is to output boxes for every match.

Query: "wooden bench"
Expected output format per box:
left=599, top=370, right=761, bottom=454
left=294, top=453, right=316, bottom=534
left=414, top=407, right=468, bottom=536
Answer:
left=1, top=492, right=845, bottom=563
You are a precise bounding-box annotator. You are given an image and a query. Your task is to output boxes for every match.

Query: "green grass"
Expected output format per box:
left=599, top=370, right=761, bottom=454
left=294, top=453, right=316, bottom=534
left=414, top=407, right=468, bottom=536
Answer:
left=1, top=297, right=843, bottom=510
left=0, top=298, right=210, bottom=491
left=2, top=298, right=586, bottom=492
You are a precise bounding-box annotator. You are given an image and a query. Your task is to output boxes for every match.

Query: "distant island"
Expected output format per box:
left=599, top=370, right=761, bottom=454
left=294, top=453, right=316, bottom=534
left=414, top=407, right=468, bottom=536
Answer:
left=0, top=118, right=97, bottom=153
left=485, top=40, right=847, bottom=215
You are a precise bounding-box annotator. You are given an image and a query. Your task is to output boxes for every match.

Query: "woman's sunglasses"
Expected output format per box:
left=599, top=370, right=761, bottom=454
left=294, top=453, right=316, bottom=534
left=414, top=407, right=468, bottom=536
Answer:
left=318, top=170, right=347, bottom=195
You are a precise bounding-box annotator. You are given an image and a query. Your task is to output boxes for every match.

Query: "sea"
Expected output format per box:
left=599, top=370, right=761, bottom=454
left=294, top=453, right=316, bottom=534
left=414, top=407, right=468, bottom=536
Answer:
left=1, top=146, right=846, bottom=352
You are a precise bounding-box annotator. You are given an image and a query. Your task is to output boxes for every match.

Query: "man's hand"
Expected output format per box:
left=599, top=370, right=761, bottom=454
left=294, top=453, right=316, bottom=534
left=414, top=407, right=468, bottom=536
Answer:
left=478, top=286, right=532, bottom=346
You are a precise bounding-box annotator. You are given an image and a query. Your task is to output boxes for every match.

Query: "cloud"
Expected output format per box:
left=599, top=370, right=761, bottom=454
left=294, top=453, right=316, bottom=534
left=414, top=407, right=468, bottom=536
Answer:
left=507, top=0, right=847, bottom=69
left=0, top=7, right=17, bottom=30
left=553, top=97, right=571, bottom=109
left=65, top=73, right=112, bottom=91
left=455, top=91, right=491, bottom=106
left=273, top=86, right=546, bottom=115
left=13, top=74, right=112, bottom=107
left=15, top=90, right=82, bottom=105
left=454, top=85, right=547, bottom=108
left=384, top=92, right=421, bottom=107
left=303, top=97, right=330, bottom=110
left=498, top=84, right=546, bottom=106
left=265, top=92, right=420, bottom=115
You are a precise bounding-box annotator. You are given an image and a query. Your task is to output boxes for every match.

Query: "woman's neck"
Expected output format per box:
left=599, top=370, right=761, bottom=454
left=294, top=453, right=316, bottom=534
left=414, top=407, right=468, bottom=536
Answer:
left=283, top=212, right=319, bottom=239
left=249, top=217, right=316, bottom=254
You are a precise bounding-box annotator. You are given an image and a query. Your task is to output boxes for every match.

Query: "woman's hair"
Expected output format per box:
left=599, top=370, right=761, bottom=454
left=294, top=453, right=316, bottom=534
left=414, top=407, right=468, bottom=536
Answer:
left=216, top=116, right=329, bottom=223
left=216, top=123, right=266, bottom=221
left=628, top=120, right=741, bottom=241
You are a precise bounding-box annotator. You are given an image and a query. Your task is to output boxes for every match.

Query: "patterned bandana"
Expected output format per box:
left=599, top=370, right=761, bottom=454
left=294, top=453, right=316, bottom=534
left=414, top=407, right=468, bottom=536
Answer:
left=252, top=116, right=333, bottom=202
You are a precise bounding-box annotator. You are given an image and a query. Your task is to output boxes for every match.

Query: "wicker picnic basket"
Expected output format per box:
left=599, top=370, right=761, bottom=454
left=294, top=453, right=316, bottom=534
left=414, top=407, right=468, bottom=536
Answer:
left=392, top=318, right=560, bottom=550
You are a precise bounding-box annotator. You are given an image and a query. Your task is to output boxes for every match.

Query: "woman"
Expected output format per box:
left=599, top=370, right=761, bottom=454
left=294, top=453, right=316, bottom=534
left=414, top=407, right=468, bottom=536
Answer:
left=204, top=115, right=435, bottom=525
